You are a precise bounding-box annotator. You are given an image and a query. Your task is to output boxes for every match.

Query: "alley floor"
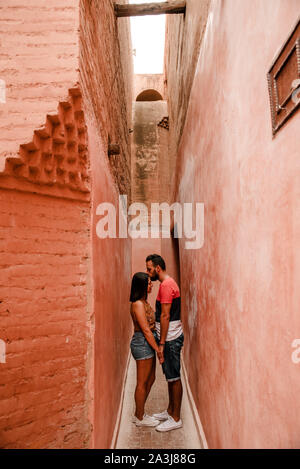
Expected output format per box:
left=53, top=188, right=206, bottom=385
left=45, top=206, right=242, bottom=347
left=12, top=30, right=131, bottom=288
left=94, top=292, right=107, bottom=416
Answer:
left=116, top=355, right=203, bottom=449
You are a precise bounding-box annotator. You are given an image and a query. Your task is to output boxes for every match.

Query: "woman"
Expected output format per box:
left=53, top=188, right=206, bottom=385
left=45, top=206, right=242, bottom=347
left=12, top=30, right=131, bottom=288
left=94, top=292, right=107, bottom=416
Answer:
left=130, top=272, right=162, bottom=427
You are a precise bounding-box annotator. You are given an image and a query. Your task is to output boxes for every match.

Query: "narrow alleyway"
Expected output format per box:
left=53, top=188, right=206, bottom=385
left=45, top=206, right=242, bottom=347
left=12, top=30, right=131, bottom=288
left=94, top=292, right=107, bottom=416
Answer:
left=116, top=356, right=204, bottom=449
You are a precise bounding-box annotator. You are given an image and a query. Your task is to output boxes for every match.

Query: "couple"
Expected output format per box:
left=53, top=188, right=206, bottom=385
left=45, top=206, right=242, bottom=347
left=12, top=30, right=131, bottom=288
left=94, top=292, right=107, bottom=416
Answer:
left=129, top=254, right=184, bottom=432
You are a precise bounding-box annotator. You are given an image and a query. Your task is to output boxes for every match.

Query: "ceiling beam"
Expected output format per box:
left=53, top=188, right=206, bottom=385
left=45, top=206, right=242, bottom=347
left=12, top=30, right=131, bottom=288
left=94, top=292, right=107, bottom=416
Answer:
left=114, top=1, right=186, bottom=18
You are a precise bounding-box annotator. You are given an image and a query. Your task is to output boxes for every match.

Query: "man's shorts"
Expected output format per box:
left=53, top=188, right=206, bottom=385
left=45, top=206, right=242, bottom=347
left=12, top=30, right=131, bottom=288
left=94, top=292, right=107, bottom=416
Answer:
left=155, top=333, right=184, bottom=382
left=130, top=330, right=158, bottom=361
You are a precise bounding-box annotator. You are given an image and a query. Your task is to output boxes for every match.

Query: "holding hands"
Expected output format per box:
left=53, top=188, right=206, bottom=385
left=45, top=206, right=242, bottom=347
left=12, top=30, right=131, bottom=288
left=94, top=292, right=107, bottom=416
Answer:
left=157, top=344, right=165, bottom=365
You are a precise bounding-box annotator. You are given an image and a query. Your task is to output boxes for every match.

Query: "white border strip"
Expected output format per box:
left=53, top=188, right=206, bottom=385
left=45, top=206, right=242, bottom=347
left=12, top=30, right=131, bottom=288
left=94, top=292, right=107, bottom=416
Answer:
left=182, top=358, right=208, bottom=449
left=110, top=350, right=131, bottom=449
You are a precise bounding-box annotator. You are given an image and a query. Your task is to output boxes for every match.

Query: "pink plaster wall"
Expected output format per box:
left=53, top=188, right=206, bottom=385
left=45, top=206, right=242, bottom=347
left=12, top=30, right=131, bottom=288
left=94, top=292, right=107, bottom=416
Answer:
left=164, top=0, right=210, bottom=200
left=174, top=0, right=300, bottom=449
left=161, top=237, right=181, bottom=288
left=88, top=117, right=132, bottom=449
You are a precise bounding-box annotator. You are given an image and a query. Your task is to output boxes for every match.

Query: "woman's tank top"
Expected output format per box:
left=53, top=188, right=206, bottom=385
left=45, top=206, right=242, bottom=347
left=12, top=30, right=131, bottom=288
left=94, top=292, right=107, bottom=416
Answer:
left=130, top=300, right=155, bottom=332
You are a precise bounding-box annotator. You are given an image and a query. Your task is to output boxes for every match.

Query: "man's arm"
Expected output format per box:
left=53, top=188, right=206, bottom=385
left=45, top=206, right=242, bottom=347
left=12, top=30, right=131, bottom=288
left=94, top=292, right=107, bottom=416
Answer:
left=158, top=303, right=172, bottom=361
left=159, top=303, right=172, bottom=344
left=158, top=281, right=174, bottom=360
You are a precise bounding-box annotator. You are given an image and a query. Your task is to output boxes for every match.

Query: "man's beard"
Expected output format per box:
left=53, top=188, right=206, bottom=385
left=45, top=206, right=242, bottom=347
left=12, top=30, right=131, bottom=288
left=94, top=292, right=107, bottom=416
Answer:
left=151, top=272, right=159, bottom=281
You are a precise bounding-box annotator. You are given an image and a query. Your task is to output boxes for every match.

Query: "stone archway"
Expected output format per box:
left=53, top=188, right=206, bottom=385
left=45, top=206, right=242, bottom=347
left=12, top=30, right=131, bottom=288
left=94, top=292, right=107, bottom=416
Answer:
left=136, top=89, right=163, bottom=101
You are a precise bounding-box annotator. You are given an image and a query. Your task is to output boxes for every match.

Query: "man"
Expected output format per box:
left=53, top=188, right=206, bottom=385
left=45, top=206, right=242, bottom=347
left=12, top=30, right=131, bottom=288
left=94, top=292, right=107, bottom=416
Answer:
left=146, top=254, right=184, bottom=432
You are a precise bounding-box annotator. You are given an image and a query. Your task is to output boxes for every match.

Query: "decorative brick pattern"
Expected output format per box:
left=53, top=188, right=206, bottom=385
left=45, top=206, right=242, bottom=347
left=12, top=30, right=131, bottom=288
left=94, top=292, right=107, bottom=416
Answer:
left=0, top=87, right=90, bottom=196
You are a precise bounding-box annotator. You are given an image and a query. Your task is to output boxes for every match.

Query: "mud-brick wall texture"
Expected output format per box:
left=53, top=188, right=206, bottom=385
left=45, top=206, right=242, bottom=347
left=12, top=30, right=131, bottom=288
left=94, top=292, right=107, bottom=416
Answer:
left=0, top=0, right=92, bottom=450
left=168, top=0, right=300, bottom=449
left=0, top=191, right=92, bottom=449
left=80, top=0, right=133, bottom=198
left=0, top=0, right=133, bottom=449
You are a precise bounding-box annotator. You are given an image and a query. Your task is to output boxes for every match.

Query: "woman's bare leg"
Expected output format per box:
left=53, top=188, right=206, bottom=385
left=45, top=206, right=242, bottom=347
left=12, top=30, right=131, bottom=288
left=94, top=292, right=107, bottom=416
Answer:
left=135, top=357, right=154, bottom=420
left=145, top=355, right=156, bottom=399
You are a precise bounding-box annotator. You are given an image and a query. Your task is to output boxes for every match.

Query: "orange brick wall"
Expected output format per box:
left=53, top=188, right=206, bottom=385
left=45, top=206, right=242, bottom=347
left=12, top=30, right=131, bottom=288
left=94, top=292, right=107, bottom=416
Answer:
left=0, top=190, right=92, bottom=449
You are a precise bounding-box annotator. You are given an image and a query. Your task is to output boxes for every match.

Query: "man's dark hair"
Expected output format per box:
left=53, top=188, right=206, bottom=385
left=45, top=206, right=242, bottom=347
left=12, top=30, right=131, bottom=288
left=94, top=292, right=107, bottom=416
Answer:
left=130, top=272, right=148, bottom=302
left=146, top=254, right=166, bottom=271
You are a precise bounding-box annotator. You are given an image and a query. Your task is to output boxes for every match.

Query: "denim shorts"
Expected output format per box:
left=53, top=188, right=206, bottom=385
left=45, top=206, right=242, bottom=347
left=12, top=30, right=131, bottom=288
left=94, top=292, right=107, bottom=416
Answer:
left=155, top=333, right=184, bottom=382
left=130, top=330, right=157, bottom=361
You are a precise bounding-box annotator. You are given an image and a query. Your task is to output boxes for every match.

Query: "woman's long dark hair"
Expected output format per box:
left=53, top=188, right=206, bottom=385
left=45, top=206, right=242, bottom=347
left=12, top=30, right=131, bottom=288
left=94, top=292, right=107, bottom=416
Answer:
left=130, top=272, right=148, bottom=302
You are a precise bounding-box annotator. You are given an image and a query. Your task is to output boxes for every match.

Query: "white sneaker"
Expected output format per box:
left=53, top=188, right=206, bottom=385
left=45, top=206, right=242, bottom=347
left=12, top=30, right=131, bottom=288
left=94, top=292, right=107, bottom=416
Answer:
left=152, top=410, right=170, bottom=421
left=155, top=415, right=182, bottom=432
left=132, top=414, right=160, bottom=427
